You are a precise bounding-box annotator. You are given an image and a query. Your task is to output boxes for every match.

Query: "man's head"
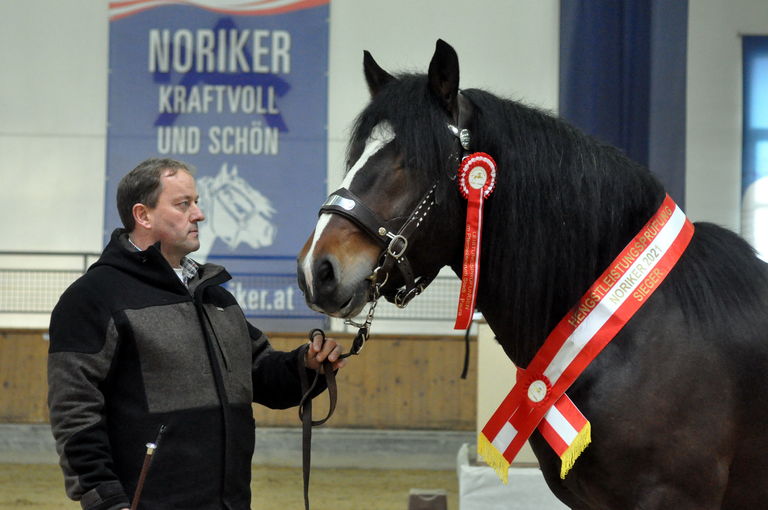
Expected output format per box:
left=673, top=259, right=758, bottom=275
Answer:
left=117, top=158, right=205, bottom=267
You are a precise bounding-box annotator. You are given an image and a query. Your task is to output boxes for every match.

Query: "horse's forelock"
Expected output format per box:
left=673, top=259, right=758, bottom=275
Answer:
left=349, top=74, right=458, bottom=188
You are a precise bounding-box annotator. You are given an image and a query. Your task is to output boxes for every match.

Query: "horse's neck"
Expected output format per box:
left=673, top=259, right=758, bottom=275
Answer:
left=465, top=180, right=663, bottom=367
left=476, top=300, right=534, bottom=367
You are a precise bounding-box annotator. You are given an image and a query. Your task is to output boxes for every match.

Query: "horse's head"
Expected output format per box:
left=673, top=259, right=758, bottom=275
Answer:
left=297, top=40, right=470, bottom=318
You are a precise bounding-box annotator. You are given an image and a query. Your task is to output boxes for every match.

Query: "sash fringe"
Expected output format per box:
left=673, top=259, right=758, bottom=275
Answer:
left=477, top=432, right=511, bottom=484
left=559, top=421, right=591, bottom=479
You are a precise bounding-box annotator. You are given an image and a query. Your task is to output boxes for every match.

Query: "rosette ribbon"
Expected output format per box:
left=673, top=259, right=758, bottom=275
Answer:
left=454, top=152, right=497, bottom=330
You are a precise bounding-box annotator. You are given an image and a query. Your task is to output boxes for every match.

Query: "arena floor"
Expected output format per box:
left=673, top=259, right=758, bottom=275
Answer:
left=0, top=425, right=568, bottom=509
left=0, top=463, right=459, bottom=510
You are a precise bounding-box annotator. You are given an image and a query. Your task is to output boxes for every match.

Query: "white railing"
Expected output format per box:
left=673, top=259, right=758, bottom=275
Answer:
left=0, top=251, right=466, bottom=335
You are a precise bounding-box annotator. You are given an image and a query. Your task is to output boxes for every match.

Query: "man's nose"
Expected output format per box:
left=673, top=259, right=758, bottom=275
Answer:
left=191, top=203, right=206, bottom=222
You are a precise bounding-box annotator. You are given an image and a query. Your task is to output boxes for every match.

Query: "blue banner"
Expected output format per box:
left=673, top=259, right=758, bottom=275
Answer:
left=106, top=0, right=330, bottom=331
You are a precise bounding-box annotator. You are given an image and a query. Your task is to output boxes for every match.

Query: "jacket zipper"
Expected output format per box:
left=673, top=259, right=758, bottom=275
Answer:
left=202, top=306, right=231, bottom=371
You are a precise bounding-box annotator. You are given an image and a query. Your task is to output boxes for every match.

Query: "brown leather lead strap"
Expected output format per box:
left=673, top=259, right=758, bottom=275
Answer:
left=298, top=331, right=338, bottom=510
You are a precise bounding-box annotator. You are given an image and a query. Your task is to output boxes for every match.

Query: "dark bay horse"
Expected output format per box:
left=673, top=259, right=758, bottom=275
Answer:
left=296, top=40, right=768, bottom=509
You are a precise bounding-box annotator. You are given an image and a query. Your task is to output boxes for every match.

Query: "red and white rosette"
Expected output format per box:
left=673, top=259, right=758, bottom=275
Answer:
left=454, top=152, right=497, bottom=329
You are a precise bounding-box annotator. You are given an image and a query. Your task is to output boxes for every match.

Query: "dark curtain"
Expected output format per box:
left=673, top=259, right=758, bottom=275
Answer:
left=742, top=36, right=768, bottom=192
left=559, top=0, right=688, bottom=207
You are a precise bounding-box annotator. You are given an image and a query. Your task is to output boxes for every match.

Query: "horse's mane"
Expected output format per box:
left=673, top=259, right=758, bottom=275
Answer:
left=349, top=74, right=768, bottom=364
left=463, top=88, right=667, bottom=359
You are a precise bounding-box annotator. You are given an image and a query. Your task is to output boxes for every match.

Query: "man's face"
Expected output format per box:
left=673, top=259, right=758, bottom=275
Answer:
left=147, top=169, right=205, bottom=265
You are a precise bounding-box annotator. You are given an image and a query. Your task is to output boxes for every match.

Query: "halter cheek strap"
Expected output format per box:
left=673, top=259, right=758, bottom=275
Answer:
left=375, top=183, right=440, bottom=307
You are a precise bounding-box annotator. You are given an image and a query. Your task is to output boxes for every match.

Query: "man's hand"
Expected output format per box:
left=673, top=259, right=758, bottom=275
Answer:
left=304, top=331, right=346, bottom=372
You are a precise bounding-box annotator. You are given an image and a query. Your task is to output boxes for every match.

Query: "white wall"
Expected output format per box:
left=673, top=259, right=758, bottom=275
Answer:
left=686, top=0, right=768, bottom=230
left=0, top=1, right=108, bottom=252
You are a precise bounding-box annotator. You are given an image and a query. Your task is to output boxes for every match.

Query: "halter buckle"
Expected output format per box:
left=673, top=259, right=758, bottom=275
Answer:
left=394, top=286, right=420, bottom=308
left=386, top=234, right=408, bottom=259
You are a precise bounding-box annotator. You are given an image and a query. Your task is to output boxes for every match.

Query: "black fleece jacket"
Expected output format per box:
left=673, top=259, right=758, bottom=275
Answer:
left=48, top=229, right=320, bottom=510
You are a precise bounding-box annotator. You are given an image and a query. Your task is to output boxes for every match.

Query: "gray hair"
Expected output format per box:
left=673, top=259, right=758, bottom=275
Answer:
left=116, top=157, right=196, bottom=231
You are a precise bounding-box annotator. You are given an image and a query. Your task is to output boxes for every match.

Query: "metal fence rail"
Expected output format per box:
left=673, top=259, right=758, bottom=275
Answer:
left=0, top=251, right=462, bottom=321
left=364, top=275, right=462, bottom=321
left=0, top=252, right=101, bottom=314
left=0, top=269, right=84, bottom=313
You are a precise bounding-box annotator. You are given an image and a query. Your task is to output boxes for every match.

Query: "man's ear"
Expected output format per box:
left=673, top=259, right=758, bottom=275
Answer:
left=132, top=203, right=151, bottom=229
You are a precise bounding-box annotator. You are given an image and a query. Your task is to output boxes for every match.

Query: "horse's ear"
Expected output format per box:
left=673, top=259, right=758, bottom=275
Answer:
left=427, top=39, right=460, bottom=118
left=363, top=50, right=395, bottom=97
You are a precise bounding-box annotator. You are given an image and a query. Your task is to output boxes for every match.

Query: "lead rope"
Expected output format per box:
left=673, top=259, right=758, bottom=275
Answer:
left=298, top=333, right=336, bottom=510
left=298, top=321, right=373, bottom=510
left=460, top=314, right=472, bottom=379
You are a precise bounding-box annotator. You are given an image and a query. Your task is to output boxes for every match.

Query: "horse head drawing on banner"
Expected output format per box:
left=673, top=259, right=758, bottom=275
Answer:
left=196, top=163, right=276, bottom=262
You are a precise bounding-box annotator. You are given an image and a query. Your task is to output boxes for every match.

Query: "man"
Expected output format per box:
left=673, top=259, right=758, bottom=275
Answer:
left=48, top=158, right=344, bottom=510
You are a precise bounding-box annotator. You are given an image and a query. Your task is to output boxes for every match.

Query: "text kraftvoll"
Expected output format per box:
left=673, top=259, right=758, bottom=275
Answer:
left=158, top=85, right=280, bottom=115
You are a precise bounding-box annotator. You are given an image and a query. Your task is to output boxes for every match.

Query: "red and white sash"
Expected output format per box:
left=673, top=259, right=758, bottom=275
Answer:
left=479, top=195, right=694, bottom=481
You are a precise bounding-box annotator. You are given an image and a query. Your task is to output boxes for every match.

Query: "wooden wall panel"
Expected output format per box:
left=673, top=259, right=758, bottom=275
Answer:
left=0, top=330, right=50, bottom=423
left=252, top=334, right=477, bottom=430
left=0, top=330, right=477, bottom=430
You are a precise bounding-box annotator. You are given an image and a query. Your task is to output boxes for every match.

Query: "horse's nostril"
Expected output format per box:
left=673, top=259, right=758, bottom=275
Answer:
left=316, top=258, right=335, bottom=287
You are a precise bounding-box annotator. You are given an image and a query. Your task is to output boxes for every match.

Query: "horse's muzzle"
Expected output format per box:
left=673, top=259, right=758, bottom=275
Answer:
left=297, top=254, right=371, bottom=318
